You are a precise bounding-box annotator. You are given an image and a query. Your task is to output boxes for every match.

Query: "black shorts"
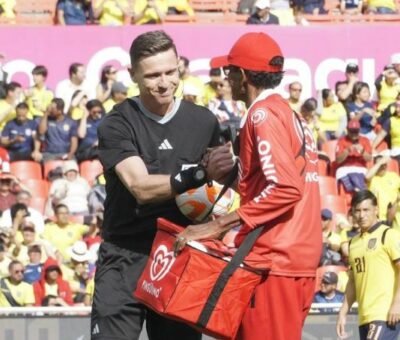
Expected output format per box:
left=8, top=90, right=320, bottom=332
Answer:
left=359, top=321, right=400, bottom=340
left=90, top=242, right=201, bottom=340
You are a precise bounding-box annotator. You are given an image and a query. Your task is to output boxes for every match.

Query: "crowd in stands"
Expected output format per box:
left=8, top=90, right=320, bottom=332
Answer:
left=0, top=50, right=399, bottom=310
left=0, top=0, right=399, bottom=26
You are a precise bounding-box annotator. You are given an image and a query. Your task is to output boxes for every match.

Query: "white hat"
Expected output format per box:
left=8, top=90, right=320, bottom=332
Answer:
left=68, top=241, right=90, bottom=262
left=183, top=83, right=200, bottom=97
left=255, top=0, right=271, bottom=9
left=62, top=160, right=79, bottom=174
left=391, top=53, right=400, bottom=65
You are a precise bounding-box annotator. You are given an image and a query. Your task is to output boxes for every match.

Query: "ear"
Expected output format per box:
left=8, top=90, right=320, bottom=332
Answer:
left=128, top=66, right=137, bottom=83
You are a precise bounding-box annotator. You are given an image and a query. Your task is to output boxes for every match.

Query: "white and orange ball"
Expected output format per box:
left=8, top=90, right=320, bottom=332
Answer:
left=175, top=182, right=235, bottom=222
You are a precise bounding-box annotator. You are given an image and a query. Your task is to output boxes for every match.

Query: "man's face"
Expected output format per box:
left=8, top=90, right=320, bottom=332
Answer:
left=0, top=178, right=12, bottom=191
left=55, top=207, right=70, bottom=225
left=48, top=102, right=62, bottom=118
left=348, top=129, right=360, bottom=143
left=9, top=87, right=22, bottom=103
left=46, top=268, right=59, bottom=281
left=320, top=282, right=336, bottom=295
left=89, top=106, right=103, bottom=120
left=226, top=66, right=248, bottom=103
left=17, top=193, right=31, bottom=205
left=32, top=73, right=45, bottom=86
left=16, top=107, right=28, bottom=123
left=289, top=83, right=302, bottom=101
left=353, top=199, right=378, bottom=232
left=73, top=66, right=86, bottom=84
left=65, top=170, right=78, bottom=182
left=22, top=228, right=35, bottom=244
left=132, top=49, right=179, bottom=113
left=28, top=251, right=41, bottom=264
left=10, top=264, right=24, bottom=283
left=114, top=91, right=127, bottom=103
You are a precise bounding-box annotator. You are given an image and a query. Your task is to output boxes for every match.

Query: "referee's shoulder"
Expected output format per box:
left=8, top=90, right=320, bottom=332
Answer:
left=180, top=99, right=218, bottom=124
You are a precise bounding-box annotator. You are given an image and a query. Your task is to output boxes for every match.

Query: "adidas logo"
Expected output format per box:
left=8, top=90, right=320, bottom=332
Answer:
left=92, top=323, right=100, bottom=335
left=175, top=173, right=182, bottom=182
left=158, top=139, right=173, bottom=150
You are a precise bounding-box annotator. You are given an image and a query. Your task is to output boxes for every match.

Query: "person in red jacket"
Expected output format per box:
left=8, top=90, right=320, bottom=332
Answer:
left=33, top=257, right=73, bottom=306
left=175, top=32, right=322, bottom=339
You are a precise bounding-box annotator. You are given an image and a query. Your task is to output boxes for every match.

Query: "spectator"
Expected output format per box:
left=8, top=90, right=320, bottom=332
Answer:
left=335, top=63, right=359, bottom=107
left=103, top=82, right=128, bottom=113
left=0, top=190, right=45, bottom=235
left=177, top=56, right=205, bottom=105
left=132, top=0, right=167, bottom=24
left=302, top=0, right=327, bottom=14
left=56, top=0, right=93, bottom=25
left=25, top=65, right=54, bottom=119
left=68, top=90, right=89, bottom=121
left=346, top=82, right=377, bottom=141
left=313, top=272, right=345, bottom=313
left=335, top=119, right=372, bottom=193
left=320, top=208, right=342, bottom=266
left=1, top=102, right=38, bottom=161
left=41, top=294, right=70, bottom=306
left=340, top=0, right=362, bottom=14
left=0, top=82, right=22, bottom=131
left=96, top=65, right=118, bottom=103
left=373, top=96, right=400, bottom=159
left=33, top=257, right=73, bottom=306
left=390, top=53, right=400, bottom=79
left=318, top=88, right=347, bottom=140
left=0, top=228, right=12, bottom=253
left=0, top=173, right=18, bottom=212
left=23, top=245, right=43, bottom=284
left=207, top=78, right=246, bottom=125
left=33, top=98, right=78, bottom=163
left=0, top=0, right=16, bottom=21
left=76, top=99, right=104, bottom=162
left=203, top=67, right=224, bottom=106
left=269, top=0, right=295, bottom=25
left=42, top=204, right=89, bottom=261
left=300, top=98, right=326, bottom=146
left=366, top=0, right=397, bottom=13
left=47, top=160, right=91, bottom=216
left=287, top=81, right=303, bottom=112
left=182, top=83, right=201, bottom=104
left=339, top=211, right=360, bottom=262
left=246, top=0, right=280, bottom=24
left=375, top=64, right=400, bottom=113
left=64, top=240, right=90, bottom=303
left=0, top=242, right=11, bottom=278
left=0, top=260, right=34, bottom=306
left=55, top=63, right=89, bottom=112
left=94, top=0, right=131, bottom=25
left=0, top=54, right=7, bottom=99
left=167, top=0, right=194, bottom=16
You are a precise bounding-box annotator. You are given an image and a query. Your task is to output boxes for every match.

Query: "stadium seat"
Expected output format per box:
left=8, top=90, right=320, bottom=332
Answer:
left=43, top=160, right=66, bottom=180
left=163, top=14, right=194, bottom=23
left=29, top=196, right=46, bottom=214
left=388, top=158, right=399, bottom=174
left=21, top=179, right=50, bottom=198
left=15, top=0, right=57, bottom=25
left=10, top=161, right=42, bottom=180
left=79, top=159, right=103, bottom=184
left=320, top=194, right=348, bottom=215
left=319, top=176, right=338, bottom=196
left=321, top=140, right=338, bottom=163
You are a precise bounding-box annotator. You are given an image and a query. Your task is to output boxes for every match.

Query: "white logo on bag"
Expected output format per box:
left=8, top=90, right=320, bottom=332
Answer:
left=150, top=245, right=175, bottom=282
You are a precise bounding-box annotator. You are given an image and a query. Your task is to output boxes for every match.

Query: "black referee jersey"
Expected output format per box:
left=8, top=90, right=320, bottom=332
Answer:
left=97, top=97, right=221, bottom=251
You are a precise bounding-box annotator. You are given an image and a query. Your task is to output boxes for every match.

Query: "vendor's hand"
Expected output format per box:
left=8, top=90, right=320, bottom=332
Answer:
left=204, top=142, right=235, bottom=182
left=173, top=220, right=223, bottom=256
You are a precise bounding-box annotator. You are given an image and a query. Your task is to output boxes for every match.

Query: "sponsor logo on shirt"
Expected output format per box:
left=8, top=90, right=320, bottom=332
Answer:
left=251, top=109, right=267, bottom=126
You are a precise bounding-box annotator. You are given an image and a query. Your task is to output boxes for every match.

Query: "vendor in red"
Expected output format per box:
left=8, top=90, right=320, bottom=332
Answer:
left=335, top=119, right=372, bottom=193
left=174, top=32, right=322, bottom=340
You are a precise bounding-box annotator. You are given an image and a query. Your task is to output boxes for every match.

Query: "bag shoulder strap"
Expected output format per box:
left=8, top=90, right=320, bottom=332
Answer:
left=0, top=278, right=21, bottom=307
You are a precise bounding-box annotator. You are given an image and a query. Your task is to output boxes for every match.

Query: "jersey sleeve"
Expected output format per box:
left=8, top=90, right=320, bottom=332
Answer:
left=383, top=228, right=400, bottom=262
left=98, top=113, right=139, bottom=171
left=237, top=110, right=304, bottom=229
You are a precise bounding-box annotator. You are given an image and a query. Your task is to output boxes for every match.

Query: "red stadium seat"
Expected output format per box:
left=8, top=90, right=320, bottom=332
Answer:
left=320, top=194, right=348, bottom=215
left=29, top=197, right=46, bottom=214
left=79, top=159, right=103, bottom=184
left=388, top=159, right=399, bottom=174
left=10, top=161, right=42, bottom=180
left=319, top=176, right=338, bottom=196
left=321, top=140, right=338, bottom=163
left=43, top=160, right=66, bottom=180
left=21, top=179, right=50, bottom=199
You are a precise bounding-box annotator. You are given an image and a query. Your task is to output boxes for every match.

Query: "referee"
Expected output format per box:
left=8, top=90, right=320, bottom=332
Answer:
left=90, top=30, right=234, bottom=340
left=337, top=190, right=400, bottom=340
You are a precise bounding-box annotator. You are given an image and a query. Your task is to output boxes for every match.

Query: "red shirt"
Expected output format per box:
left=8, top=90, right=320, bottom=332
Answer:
left=235, top=93, right=322, bottom=277
left=335, top=135, right=371, bottom=168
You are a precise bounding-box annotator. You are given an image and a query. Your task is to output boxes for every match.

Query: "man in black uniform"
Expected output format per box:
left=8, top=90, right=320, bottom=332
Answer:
left=90, top=30, right=234, bottom=340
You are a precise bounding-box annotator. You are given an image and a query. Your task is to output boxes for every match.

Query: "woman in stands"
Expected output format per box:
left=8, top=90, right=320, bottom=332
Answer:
left=95, top=65, right=117, bottom=103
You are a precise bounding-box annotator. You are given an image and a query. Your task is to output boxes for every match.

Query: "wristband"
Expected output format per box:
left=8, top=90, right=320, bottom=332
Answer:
left=170, top=166, right=207, bottom=194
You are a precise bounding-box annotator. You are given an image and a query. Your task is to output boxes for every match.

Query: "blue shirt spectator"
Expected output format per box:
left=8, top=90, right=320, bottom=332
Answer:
left=45, top=116, right=78, bottom=154
left=1, top=102, right=38, bottom=161
left=57, top=0, right=93, bottom=25
left=313, top=272, right=345, bottom=313
left=346, top=102, right=375, bottom=135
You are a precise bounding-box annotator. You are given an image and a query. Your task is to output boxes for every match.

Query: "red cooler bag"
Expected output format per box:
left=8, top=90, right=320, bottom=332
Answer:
left=134, top=218, right=267, bottom=340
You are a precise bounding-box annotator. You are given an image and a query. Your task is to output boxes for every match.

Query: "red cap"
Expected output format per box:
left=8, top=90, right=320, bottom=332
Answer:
left=347, top=119, right=360, bottom=130
left=210, top=32, right=283, bottom=73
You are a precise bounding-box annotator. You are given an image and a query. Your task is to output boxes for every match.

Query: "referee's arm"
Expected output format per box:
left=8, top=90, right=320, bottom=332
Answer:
left=115, top=156, right=174, bottom=205
left=336, top=271, right=356, bottom=339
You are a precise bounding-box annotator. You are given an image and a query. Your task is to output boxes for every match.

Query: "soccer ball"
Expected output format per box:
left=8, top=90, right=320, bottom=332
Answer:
left=175, top=182, right=235, bottom=223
